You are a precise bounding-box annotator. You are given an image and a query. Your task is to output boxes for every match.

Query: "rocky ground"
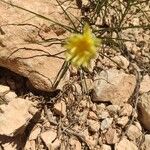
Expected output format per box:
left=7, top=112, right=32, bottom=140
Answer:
left=0, top=0, right=150, bottom=150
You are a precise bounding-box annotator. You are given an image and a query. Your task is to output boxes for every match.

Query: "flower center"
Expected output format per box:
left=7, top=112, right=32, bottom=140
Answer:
left=76, top=38, right=90, bottom=55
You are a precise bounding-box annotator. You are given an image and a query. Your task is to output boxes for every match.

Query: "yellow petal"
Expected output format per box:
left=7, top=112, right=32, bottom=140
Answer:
left=64, top=23, right=100, bottom=68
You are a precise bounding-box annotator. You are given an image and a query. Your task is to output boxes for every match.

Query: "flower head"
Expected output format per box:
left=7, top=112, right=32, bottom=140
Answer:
left=64, top=24, right=100, bottom=68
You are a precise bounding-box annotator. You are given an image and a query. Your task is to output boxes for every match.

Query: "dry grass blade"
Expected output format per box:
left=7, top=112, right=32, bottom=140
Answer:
left=55, top=0, right=78, bottom=32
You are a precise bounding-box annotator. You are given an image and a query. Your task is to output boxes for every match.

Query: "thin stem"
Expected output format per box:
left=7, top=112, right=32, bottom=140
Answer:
left=52, top=61, right=70, bottom=89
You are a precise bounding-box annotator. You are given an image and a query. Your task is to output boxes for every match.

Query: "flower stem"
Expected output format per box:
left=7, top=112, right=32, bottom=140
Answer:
left=52, top=61, right=70, bottom=89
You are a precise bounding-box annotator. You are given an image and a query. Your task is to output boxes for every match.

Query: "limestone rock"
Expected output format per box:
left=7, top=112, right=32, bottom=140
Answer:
left=106, top=105, right=120, bottom=116
left=117, top=116, right=129, bottom=127
left=1, top=142, right=17, bottom=150
left=0, top=98, right=34, bottom=135
left=0, top=0, right=80, bottom=91
left=85, top=135, right=98, bottom=149
left=98, top=110, right=110, bottom=119
left=25, top=140, right=36, bottom=150
left=79, top=99, right=89, bottom=108
left=100, top=55, right=129, bottom=69
left=119, top=104, right=133, bottom=117
left=88, top=119, right=100, bottom=133
left=93, top=69, right=136, bottom=105
left=138, top=92, right=150, bottom=130
left=134, top=121, right=142, bottom=131
left=69, top=138, right=82, bottom=150
left=141, top=134, right=150, bottom=150
left=126, top=125, right=142, bottom=141
left=29, top=126, right=41, bottom=140
left=82, top=128, right=98, bottom=149
left=4, top=91, right=17, bottom=102
left=115, top=137, right=138, bottom=150
left=140, top=74, right=150, bottom=93
left=0, top=85, right=10, bottom=94
left=54, top=100, right=66, bottom=117
left=101, top=118, right=113, bottom=131
left=76, top=109, right=89, bottom=126
left=101, top=144, right=112, bottom=150
left=41, top=130, right=60, bottom=149
left=112, top=55, right=129, bottom=69
left=88, top=111, right=98, bottom=120
left=105, top=128, right=119, bottom=144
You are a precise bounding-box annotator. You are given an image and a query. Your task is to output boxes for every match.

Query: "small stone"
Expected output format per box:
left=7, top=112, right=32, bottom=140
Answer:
left=0, top=98, right=33, bottom=135
left=30, top=140, right=36, bottom=150
left=117, top=116, right=129, bottom=127
left=93, top=69, right=136, bottom=105
left=85, top=135, right=98, bottom=149
left=0, top=85, right=10, bottom=94
left=80, top=99, right=89, bottom=108
left=107, top=105, right=120, bottom=114
left=25, top=140, right=36, bottom=150
left=115, top=137, right=138, bottom=150
left=69, top=138, right=82, bottom=150
left=97, top=103, right=106, bottom=109
left=29, top=127, right=41, bottom=140
left=28, top=105, right=38, bottom=115
left=51, top=139, right=61, bottom=150
left=41, top=130, right=60, bottom=149
left=4, top=91, right=17, bottom=102
left=98, top=110, right=110, bottom=119
left=132, top=18, right=139, bottom=26
left=2, top=142, right=17, bottom=150
left=88, top=119, right=100, bottom=133
left=141, top=134, right=150, bottom=150
left=134, top=121, right=142, bottom=131
left=138, top=92, right=150, bottom=130
left=126, top=125, right=142, bottom=141
left=140, top=74, right=150, bottom=93
left=81, top=128, right=98, bottom=149
left=101, top=118, right=113, bottom=131
left=95, top=145, right=101, bottom=150
left=91, top=103, right=97, bottom=112
left=0, top=104, right=6, bottom=112
left=101, top=144, right=112, bottom=150
left=119, top=104, right=133, bottom=117
left=88, top=111, right=98, bottom=120
left=112, top=55, right=129, bottom=69
left=54, top=100, right=66, bottom=117
left=82, top=0, right=89, bottom=5
left=105, top=128, right=119, bottom=144
left=78, top=109, right=89, bottom=125
left=97, top=104, right=106, bottom=117
left=98, top=137, right=103, bottom=146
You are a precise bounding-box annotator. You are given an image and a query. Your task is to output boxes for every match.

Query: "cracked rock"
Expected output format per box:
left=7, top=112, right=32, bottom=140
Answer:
left=0, top=98, right=34, bottom=136
left=93, top=69, right=136, bottom=105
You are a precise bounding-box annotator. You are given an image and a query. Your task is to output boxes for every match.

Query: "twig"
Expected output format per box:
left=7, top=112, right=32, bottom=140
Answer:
left=45, top=104, right=91, bottom=149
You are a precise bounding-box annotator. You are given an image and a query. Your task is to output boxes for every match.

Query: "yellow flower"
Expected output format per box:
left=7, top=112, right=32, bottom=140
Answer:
left=65, top=24, right=100, bottom=68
